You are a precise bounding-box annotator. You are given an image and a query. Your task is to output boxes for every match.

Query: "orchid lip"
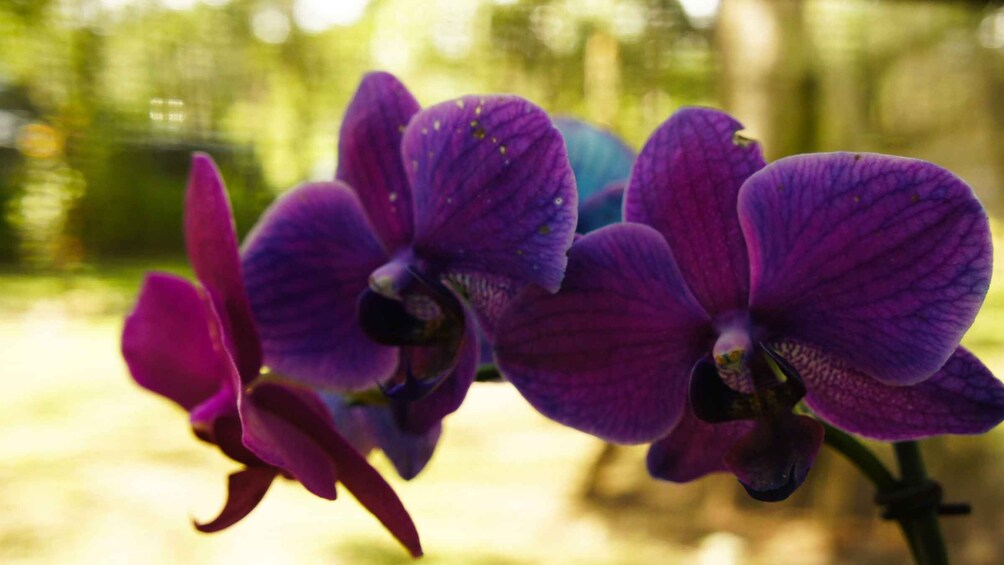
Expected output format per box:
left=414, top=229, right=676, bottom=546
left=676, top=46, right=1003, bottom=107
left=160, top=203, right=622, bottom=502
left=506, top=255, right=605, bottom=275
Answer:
left=690, top=343, right=807, bottom=425
left=738, top=462, right=801, bottom=502
left=379, top=350, right=448, bottom=402
left=693, top=342, right=820, bottom=501
left=358, top=262, right=465, bottom=348
left=357, top=261, right=468, bottom=404
left=690, top=357, right=758, bottom=423
left=756, top=343, right=807, bottom=404
left=724, top=413, right=825, bottom=503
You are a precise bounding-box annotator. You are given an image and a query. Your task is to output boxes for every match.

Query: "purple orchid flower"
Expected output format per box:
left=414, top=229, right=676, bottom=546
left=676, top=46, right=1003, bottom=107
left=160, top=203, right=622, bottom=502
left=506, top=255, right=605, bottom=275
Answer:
left=495, top=107, right=1004, bottom=501
left=121, top=154, right=422, bottom=556
left=240, top=72, right=577, bottom=454
left=554, top=117, right=636, bottom=233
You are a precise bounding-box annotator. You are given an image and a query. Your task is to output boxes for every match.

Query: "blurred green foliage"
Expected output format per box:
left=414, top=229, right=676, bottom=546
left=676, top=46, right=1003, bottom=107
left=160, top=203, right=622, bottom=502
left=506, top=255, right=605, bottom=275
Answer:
left=0, top=0, right=1001, bottom=270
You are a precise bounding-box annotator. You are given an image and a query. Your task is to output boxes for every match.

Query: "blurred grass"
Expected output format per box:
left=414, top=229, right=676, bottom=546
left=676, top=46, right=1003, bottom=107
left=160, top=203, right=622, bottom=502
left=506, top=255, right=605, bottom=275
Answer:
left=0, top=260, right=189, bottom=316
left=0, top=259, right=689, bottom=564
left=0, top=221, right=1001, bottom=564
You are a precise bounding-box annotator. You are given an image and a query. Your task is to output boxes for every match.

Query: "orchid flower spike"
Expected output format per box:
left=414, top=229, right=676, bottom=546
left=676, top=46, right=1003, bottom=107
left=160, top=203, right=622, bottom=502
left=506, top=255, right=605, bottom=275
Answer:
left=121, top=154, right=422, bottom=556
left=496, top=107, right=1004, bottom=501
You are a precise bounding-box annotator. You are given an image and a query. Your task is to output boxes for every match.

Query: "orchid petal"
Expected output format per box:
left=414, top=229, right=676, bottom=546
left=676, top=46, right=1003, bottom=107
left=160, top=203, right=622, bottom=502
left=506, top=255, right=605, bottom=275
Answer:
left=553, top=117, right=634, bottom=203
left=122, top=273, right=232, bottom=411
left=443, top=270, right=519, bottom=340
left=496, top=223, right=711, bottom=443
left=577, top=181, right=626, bottom=233
left=194, top=467, right=276, bottom=533
left=206, top=413, right=265, bottom=468
left=325, top=427, right=424, bottom=558
left=775, top=342, right=1004, bottom=440
left=325, top=395, right=441, bottom=480
left=371, top=415, right=442, bottom=481
left=355, top=407, right=441, bottom=481
left=247, top=384, right=423, bottom=557
left=723, top=414, right=824, bottom=502
left=647, top=403, right=754, bottom=482
left=325, top=394, right=380, bottom=456
left=405, top=95, right=577, bottom=300
left=240, top=383, right=340, bottom=500
left=184, top=154, right=262, bottom=382
left=742, top=153, right=992, bottom=385
left=337, top=72, right=421, bottom=252
left=190, top=386, right=238, bottom=439
left=624, top=108, right=765, bottom=315
left=242, top=182, right=397, bottom=390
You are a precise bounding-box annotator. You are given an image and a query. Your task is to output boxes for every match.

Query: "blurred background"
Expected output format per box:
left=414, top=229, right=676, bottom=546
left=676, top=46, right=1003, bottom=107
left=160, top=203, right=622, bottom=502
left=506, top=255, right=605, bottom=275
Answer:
left=1, top=0, right=1003, bottom=563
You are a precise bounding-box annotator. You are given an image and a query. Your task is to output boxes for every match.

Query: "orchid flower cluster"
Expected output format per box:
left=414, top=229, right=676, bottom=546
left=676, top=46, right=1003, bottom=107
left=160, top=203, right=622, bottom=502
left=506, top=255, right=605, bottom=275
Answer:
left=122, top=71, right=1004, bottom=558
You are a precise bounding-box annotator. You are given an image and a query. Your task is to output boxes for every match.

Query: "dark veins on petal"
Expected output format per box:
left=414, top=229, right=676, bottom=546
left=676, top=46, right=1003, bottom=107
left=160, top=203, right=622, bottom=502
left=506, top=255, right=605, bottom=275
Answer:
left=742, top=153, right=992, bottom=385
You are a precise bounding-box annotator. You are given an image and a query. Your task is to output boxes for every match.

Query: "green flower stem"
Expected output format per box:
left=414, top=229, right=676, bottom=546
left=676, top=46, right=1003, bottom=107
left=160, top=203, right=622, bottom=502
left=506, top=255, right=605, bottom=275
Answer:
left=820, top=423, right=921, bottom=563
left=893, top=441, right=949, bottom=565
left=473, top=363, right=951, bottom=563
left=766, top=357, right=949, bottom=563
left=821, top=422, right=897, bottom=490
left=826, top=438, right=955, bottom=565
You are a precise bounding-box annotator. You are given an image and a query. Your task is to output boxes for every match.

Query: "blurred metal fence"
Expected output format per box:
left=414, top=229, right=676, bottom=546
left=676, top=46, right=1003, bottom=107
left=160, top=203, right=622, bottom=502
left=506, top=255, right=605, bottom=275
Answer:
left=0, top=0, right=1001, bottom=267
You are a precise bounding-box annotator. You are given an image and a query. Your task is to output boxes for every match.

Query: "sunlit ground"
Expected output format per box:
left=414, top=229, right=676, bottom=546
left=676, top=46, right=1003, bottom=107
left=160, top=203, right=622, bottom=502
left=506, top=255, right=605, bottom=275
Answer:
left=1, top=223, right=1003, bottom=565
